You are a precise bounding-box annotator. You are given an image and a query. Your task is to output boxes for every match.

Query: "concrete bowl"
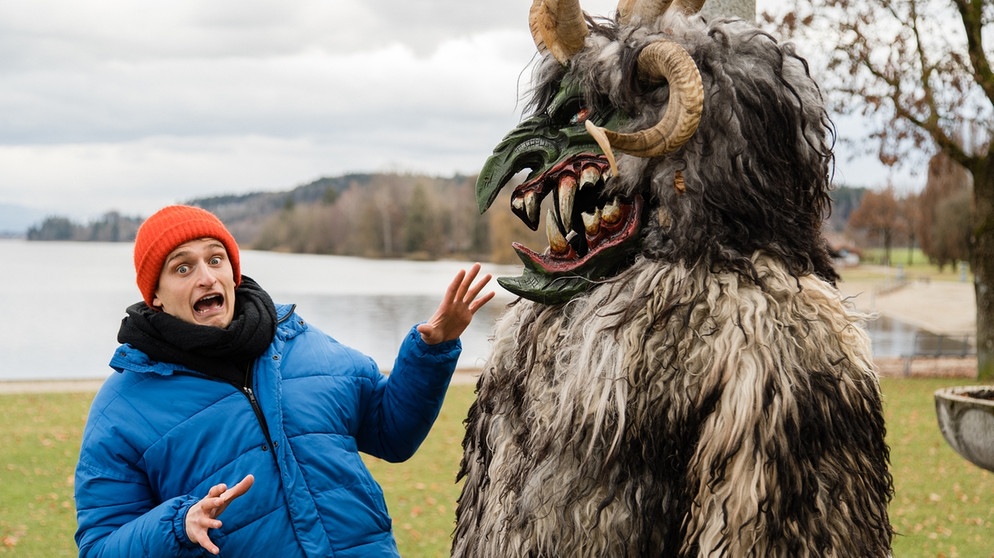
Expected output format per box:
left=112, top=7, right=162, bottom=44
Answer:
left=935, top=385, right=994, bottom=472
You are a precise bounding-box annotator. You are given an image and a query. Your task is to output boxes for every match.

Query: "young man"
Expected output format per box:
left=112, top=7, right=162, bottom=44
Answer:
left=74, top=205, right=495, bottom=557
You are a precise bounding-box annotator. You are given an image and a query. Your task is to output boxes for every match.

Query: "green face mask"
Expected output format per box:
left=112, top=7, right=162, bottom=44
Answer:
left=475, top=75, right=642, bottom=305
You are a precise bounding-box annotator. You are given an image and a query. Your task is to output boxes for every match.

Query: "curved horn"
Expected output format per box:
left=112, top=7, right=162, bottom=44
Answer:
left=617, top=0, right=672, bottom=25
left=586, top=39, right=703, bottom=160
left=616, top=0, right=705, bottom=25
left=530, top=0, right=589, bottom=64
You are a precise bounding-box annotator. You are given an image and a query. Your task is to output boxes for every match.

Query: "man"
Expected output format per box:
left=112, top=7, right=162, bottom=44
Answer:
left=74, top=204, right=494, bottom=557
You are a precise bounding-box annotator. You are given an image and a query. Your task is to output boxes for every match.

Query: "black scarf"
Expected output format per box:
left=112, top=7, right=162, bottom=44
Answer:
left=117, top=276, right=278, bottom=385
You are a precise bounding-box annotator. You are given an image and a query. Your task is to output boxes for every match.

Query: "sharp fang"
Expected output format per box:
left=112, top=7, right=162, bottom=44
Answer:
left=558, top=175, right=577, bottom=231
left=546, top=208, right=569, bottom=253
left=582, top=209, right=601, bottom=235
left=524, top=191, right=541, bottom=226
left=602, top=197, right=622, bottom=224
left=579, top=166, right=600, bottom=190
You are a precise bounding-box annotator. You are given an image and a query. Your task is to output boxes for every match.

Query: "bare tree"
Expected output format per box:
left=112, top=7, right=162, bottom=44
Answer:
left=933, top=189, right=975, bottom=269
left=847, top=187, right=903, bottom=265
left=919, top=152, right=974, bottom=268
left=899, top=192, right=922, bottom=266
left=766, top=0, right=994, bottom=379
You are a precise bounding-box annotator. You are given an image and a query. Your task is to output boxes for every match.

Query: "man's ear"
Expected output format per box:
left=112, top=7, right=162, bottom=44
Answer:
left=151, top=293, right=162, bottom=309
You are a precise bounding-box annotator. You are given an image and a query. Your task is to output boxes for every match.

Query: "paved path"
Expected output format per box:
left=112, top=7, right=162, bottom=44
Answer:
left=839, top=277, right=975, bottom=335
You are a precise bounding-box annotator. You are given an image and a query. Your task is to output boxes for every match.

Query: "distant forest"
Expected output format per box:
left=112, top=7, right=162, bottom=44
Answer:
left=26, top=172, right=868, bottom=265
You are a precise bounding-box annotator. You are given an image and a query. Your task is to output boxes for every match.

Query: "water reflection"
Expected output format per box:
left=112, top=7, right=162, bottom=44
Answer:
left=865, top=315, right=973, bottom=358
left=270, top=292, right=507, bottom=372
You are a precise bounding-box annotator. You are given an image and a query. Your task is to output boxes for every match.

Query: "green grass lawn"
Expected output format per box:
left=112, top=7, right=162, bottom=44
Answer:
left=855, top=248, right=971, bottom=283
left=2, top=379, right=992, bottom=557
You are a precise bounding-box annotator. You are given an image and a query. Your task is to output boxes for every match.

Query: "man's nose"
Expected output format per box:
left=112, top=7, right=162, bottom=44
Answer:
left=194, top=264, right=219, bottom=286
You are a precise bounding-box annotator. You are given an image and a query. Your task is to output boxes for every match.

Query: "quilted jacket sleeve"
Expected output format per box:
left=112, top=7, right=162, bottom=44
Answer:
left=74, top=382, right=206, bottom=558
left=355, top=325, right=461, bottom=462
left=75, top=480, right=203, bottom=557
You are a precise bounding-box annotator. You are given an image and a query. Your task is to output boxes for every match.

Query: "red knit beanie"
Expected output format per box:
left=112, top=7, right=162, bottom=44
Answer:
left=133, top=205, right=241, bottom=306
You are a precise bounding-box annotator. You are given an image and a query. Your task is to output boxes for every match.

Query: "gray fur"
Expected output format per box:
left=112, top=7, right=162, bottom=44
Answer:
left=454, top=14, right=892, bottom=558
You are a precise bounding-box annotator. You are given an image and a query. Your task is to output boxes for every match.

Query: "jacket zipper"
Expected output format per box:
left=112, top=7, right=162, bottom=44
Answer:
left=171, top=369, right=282, bottom=469
left=240, top=306, right=294, bottom=466
left=172, top=306, right=296, bottom=467
left=239, top=361, right=281, bottom=467
left=240, top=382, right=280, bottom=464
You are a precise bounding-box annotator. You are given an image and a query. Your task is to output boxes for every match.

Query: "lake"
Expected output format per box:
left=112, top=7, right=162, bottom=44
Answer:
left=0, top=240, right=519, bottom=381
left=0, top=240, right=945, bottom=381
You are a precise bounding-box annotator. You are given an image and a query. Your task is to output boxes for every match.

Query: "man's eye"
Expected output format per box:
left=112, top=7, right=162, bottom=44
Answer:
left=210, top=256, right=222, bottom=265
left=176, top=264, right=190, bottom=274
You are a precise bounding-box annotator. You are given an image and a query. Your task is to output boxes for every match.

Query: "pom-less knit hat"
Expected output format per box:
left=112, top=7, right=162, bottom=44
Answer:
left=133, top=205, right=241, bottom=307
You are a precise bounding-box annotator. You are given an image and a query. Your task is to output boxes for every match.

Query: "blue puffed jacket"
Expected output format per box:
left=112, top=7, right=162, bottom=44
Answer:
left=74, top=303, right=461, bottom=558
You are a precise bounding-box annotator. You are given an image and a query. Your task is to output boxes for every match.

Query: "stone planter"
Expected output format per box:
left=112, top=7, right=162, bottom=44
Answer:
left=934, top=385, right=994, bottom=472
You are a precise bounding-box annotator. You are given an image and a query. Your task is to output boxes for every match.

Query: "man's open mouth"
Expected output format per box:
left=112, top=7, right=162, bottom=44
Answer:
left=194, top=294, right=224, bottom=314
left=509, top=154, right=642, bottom=274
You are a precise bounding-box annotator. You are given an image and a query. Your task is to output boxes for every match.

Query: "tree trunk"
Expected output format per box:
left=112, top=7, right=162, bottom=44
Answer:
left=972, top=160, right=994, bottom=380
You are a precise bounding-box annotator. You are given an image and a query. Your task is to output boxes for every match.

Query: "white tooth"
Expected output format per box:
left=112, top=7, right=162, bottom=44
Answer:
left=512, top=196, right=525, bottom=212
left=546, top=208, right=568, bottom=253
left=602, top=197, right=622, bottom=224
left=582, top=208, right=602, bottom=235
left=579, top=166, right=600, bottom=190
left=558, top=175, right=577, bottom=231
left=525, top=191, right=541, bottom=225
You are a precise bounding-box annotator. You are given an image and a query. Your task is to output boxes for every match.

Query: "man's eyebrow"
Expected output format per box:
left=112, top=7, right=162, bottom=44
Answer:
left=164, top=250, right=193, bottom=266
left=164, top=240, right=226, bottom=266
left=205, top=240, right=226, bottom=252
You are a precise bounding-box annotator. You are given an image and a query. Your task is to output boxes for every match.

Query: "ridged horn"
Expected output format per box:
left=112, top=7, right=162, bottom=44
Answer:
left=586, top=39, right=703, bottom=159
left=529, top=0, right=589, bottom=64
left=617, top=0, right=705, bottom=25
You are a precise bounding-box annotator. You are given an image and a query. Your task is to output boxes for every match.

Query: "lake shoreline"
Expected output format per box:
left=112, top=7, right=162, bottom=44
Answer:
left=0, top=369, right=485, bottom=394
left=2, top=357, right=980, bottom=395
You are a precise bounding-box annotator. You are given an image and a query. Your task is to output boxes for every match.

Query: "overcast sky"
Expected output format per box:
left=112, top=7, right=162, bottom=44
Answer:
left=0, top=0, right=911, bottom=223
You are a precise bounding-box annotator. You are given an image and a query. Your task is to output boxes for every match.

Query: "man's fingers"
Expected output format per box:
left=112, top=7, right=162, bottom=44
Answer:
left=189, top=513, right=223, bottom=554
left=196, top=532, right=220, bottom=555
left=465, top=274, right=493, bottom=304
left=221, top=474, right=255, bottom=503
left=454, top=263, right=482, bottom=301
left=469, top=291, right=496, bottom=313
left=446, top=269, right=468, bottom=302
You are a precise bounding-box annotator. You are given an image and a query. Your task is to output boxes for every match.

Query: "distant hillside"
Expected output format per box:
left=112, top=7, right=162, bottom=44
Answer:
left=21, top=171, right=512, bottom=262
left=186, top=173, right=382, bottom=244
left=22, top=175, right=870, bottom=267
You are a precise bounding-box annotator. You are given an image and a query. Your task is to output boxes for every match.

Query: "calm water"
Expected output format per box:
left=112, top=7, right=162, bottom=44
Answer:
left=0, top=240, right=955, bottom=381
left=0, top=240, right=518, bottom=381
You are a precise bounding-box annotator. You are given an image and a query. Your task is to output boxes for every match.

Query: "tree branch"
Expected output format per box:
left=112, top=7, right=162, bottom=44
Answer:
left=952, top=0, right=994, bottom=106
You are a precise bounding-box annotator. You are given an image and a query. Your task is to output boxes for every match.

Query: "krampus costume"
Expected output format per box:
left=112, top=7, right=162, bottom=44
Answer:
left=452, top=1, right=893, bottom=557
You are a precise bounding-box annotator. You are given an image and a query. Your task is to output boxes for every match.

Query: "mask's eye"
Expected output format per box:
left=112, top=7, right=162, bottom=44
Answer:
left=570, top=107, right=591, bottom=125
left=550, top=96, right=584, bottom=126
